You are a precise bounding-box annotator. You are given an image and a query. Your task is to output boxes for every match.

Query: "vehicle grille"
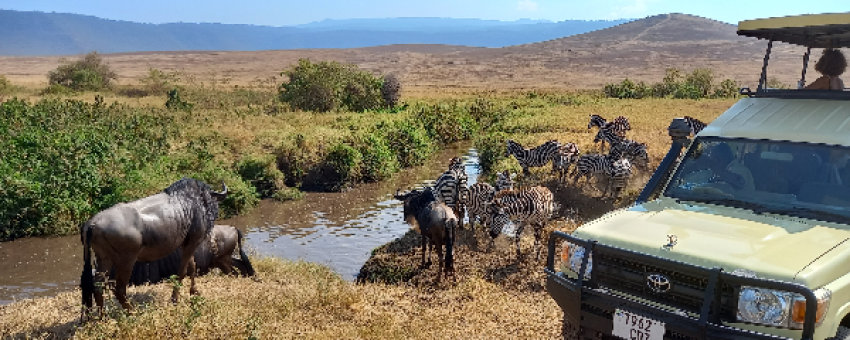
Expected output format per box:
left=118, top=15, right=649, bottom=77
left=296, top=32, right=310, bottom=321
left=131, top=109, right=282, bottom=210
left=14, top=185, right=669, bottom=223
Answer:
left=593, top=251, right=738, bottom=322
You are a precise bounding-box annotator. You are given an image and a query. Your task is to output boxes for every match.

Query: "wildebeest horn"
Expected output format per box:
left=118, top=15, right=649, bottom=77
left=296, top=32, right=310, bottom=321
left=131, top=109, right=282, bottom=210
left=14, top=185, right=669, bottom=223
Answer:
left=211, top=181, right=228, bottom=200
left=393, top=188, right=405, bottom=200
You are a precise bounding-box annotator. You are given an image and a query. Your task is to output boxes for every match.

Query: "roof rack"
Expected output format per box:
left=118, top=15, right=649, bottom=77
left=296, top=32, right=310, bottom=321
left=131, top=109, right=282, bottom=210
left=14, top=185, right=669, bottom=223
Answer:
left=737, top=12, right=850, bottom=48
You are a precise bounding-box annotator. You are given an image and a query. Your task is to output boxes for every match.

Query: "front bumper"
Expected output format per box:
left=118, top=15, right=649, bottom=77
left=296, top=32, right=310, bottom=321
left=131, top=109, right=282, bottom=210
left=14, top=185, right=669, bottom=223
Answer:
left=545, top=231, right=820, bottom=340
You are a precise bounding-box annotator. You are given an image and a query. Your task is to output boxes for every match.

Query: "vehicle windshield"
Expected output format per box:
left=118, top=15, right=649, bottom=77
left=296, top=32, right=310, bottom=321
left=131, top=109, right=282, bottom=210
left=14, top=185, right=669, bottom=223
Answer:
left=664, top=138, right=850, bottom=224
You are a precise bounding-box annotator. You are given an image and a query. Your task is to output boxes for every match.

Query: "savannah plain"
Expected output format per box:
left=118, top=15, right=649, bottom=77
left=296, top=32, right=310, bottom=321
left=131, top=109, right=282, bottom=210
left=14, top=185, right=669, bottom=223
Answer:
left=0, top=13, right=823, bottom=339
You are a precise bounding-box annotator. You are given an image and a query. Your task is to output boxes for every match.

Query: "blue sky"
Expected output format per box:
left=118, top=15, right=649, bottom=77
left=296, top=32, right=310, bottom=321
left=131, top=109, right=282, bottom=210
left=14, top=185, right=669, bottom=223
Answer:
left=0, top=0, right=847, bottom=26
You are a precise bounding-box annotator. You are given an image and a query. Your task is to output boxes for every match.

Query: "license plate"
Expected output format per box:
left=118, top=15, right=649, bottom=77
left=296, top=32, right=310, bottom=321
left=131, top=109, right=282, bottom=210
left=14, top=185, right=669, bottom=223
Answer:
left=613, top=309, right=666, bottom=340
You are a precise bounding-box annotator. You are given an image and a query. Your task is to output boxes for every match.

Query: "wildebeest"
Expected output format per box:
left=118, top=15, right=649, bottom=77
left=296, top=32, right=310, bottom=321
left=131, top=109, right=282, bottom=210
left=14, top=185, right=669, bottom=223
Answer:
left=112, top=225, right=255, bottom=286
left=394, top=187, right=457, bottom=282
left=80, top=178, right=228, bottom=313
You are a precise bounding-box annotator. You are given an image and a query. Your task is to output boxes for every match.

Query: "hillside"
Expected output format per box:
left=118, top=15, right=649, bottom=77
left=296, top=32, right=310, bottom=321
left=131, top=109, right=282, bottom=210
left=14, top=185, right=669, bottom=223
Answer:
left=0, top=10, right=630, bottom=56
left=0, top=13, right=808, bottom=90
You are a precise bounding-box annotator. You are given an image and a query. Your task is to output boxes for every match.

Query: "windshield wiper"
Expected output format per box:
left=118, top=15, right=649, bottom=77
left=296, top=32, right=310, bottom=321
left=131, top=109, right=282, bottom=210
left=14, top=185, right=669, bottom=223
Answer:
left=756, top=207, right=850, bottom=224
left=676, top=197, right=767, bottom=213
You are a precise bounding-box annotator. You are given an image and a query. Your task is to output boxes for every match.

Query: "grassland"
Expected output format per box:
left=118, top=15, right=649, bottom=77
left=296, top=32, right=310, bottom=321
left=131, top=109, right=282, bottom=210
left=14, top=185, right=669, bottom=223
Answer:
left=0, top=80, right=737, bottom=338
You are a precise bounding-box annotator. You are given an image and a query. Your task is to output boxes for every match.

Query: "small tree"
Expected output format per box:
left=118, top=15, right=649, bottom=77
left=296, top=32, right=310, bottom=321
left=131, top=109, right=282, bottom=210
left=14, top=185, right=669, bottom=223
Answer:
left=685, top=68, right=714, bottom=97
left=381, top=74, right=401, bottom=108
left=47, top=52, right=117, bottom=91
left=278, top=59, right=384, bottom=112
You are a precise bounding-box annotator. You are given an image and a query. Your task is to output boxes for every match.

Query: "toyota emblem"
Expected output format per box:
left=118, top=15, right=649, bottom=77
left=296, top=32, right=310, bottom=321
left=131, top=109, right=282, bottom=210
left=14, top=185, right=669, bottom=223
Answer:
left=647, top=274, right=672, bottom=293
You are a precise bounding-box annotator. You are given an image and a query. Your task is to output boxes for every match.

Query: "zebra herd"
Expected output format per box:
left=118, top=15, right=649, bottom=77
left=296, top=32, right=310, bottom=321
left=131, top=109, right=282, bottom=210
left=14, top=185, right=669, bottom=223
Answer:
left=401, top=114, right=709, bottom=268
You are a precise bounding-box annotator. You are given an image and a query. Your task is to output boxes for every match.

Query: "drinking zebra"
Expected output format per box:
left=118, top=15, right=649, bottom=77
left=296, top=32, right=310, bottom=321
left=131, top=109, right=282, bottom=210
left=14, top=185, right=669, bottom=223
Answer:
left=683, top=116, right=708, bottom=136
left=486, top=186, right=555, bottom=260
left=603, top=158, right=633, bottom=199
left=593, top=116, right=631, bottom=150
left=609, top=139, right=649, bottom=170
left=505, top=139, right=562, bottom=175
left=553, top=142, right=581, bottom=183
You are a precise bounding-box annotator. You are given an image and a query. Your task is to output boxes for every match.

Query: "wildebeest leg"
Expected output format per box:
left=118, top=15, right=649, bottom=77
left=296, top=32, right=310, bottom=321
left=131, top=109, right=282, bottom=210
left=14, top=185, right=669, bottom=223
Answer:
left=94, top=255, right=112, bottom=312
left=112, top=258, right=135, bottom=311
left=436, top=238, right=444, bottom=282
left=171, top=251, right=195, bottom=303
left=188, top=257, right=199, bottom=295
left=420, top=234, right=427, bottom=268
left=515, top=222, right=526, bottom=259
left=214, top=254, right=233, bottom=275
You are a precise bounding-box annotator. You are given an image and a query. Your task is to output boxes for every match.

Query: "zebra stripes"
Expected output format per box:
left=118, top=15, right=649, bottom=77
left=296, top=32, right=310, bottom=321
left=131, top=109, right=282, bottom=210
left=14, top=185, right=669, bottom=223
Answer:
left=593, top=116, right=631, bottom=150
left=486, top=186, right=555, bottom=260
left=588, top=114, right=607, bottom=129
left=553, top=142, right=581, bottom=183
left=433, top=168, right=467, bottom=228
left=572, top=153, right=620, bottom=185
left=683, top=116, right=707, bottom=136
left=604, top=158, right=632, bottom=199
left=466, top=182, right=496, bottom=228
left=505, top=139, right=562, bottom=175
left=609, top=139, right=649, bottom=170
left=495, top=170, right=515, bottom=192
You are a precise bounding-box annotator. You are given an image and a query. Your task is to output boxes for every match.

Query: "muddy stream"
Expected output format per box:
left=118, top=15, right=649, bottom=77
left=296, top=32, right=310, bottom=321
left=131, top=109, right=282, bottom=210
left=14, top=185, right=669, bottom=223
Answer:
left=0, top=144, right=483, bottom=305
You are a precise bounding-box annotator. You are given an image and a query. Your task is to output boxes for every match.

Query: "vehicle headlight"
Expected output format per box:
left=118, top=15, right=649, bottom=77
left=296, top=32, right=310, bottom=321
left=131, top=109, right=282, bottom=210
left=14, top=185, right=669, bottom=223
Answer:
left=734, top=269, right=831, bottom=329
left=560, top=241, right=592, bottom=279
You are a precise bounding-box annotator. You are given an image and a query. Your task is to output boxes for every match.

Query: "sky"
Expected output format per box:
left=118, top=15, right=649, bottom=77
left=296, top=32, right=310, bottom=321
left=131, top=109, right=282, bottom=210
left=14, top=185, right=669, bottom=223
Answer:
left=0, top=0, right=847, bottom=26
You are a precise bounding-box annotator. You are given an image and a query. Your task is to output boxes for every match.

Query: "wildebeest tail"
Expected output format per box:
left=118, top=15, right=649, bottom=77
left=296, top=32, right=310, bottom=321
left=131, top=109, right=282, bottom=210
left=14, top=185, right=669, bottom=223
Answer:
left=445, top=218, right=456, bottom=274
left=236, top=228, right=255, bottom=277
left=80, top=222, right=95, bottom=309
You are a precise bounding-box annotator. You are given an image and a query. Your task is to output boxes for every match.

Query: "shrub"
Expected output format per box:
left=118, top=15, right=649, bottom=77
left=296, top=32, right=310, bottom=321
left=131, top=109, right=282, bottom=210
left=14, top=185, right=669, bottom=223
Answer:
left=356, top=132, right=399, bottom=182
left=474, top=131, right=508, bottom=174
left=766, top=77, right=790, bottom=89
left=165, top=88, right=194, bottom=112
left=275, top=134, right=326, bottom=187
left=308, top=143, right=363, bottom=191
left=140, top=68, right=181, bottom=95
left=236, top=154, right=287, bottom=199
left=47, top=51, right=117, bottom=91
left=672, top=83, right=703, bottom=99
left=381, top=74, right=402, bottom=108
left=382, top=120, right=435, bottom=167
left=40, top=84, right=74, bottom=96
left=278, top=59, right=384, bottom=112
left=416, top=102, right=479, bottom=144
left=713, top=79, right=740, bottom=98
left=685, top=68, right=714, bottom=97
left=603, top=79, right=651, bottom=99
left=0, top=75, right=15, bottom=97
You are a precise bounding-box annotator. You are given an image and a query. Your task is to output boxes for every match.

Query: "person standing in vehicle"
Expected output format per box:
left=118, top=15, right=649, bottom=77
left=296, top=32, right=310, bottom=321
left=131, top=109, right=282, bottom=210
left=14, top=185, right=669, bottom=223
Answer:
left=805, top=48, right=847, bottom=90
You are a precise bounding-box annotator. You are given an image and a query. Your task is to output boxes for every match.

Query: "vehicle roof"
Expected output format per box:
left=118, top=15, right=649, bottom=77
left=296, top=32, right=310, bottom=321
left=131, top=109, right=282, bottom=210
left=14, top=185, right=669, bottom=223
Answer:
left=737, top=12, right=850, bottom=48
left=699, top=97, right=850, bottom=146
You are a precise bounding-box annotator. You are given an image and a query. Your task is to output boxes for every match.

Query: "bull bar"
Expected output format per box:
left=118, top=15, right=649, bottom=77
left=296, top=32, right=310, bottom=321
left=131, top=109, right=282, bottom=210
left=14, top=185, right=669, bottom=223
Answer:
left=545, top=231, right=820, bottom=340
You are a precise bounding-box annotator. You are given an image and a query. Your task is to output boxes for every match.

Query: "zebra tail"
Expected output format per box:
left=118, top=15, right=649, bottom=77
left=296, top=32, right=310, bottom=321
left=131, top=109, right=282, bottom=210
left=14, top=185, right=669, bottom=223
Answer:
left=236, top=228, right=255, bottom=277
left=80, top=222, right=95, bottom=310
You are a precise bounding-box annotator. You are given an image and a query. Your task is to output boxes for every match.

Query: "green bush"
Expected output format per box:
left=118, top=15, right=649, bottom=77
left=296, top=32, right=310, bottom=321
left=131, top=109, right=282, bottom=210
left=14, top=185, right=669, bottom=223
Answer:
left=140, top=68, right=181, bottom=96
left=415, top=102, right=479, bottom=144
left=603, top=68, right=733, bottom=100
left=275, top=134, right=325, bottom=188
left=310, top=143, right=363, bottom=191
left=672, top=83, right=703, bottom=99
left=236, top=154, right=287, bottom=199
left=381, top=74, right=402, bottom=108
left=382, top=120, right=435, bottom=167
left=713, top=79, right=740, bottom=98
left=278, top=59, right=385, bottom=112
left=685, top=68, right=713, bottom=97
left=356, top=132, right=399, bottom=182
left=603, top=79, right=651, bottom=99
left=474, top=131, right=509, bottom=173
left=165, top=88, right=194, bottom=112
left=47, top=52, right=117, bottom=91
left=0, top=75, right=16, bottom=97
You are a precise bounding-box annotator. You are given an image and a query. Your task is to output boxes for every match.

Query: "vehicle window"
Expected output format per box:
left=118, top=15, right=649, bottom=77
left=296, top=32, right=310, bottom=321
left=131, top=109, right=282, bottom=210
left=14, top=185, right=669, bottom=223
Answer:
left=664, top=138, right=850, bottom=224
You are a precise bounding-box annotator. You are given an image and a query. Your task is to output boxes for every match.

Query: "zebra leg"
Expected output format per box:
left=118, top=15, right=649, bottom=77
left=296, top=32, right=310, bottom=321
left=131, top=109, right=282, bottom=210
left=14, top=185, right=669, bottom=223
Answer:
left=534, top=224, right=543, bottom=261
left=515, top=222, right=526, bottom=259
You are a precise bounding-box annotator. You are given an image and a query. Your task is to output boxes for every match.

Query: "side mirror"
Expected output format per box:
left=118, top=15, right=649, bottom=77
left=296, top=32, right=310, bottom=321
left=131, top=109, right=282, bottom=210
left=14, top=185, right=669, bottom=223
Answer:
left=668, top=118, right=692, bottom=144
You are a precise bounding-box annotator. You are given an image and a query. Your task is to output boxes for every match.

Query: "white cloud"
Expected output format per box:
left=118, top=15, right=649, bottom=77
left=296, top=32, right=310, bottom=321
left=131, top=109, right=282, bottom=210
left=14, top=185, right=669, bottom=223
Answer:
left=608, top=0, right=657, bottom=19
left=517, top=0, right=538, bottom=12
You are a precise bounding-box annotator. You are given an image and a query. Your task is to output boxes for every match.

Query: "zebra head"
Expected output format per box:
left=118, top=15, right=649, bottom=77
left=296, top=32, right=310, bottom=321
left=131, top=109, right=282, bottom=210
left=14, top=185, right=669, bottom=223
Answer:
left=505, top=139, right=522, bottom=157
left=486, top=202, right=512, bottom=239
left=588, top=114, right=607, bottom=129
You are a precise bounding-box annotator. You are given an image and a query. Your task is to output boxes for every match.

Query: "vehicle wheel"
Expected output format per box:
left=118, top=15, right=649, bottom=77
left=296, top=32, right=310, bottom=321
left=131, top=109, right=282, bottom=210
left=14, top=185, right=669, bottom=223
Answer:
left=561, top=316, right=579, bottom=340
left=827, top=326, right=850, bottom=340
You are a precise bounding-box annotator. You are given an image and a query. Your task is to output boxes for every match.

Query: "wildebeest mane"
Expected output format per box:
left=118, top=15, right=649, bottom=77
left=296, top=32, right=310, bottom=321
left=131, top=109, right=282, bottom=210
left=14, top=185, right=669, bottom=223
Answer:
left=163, top=177, right=220, bottom=235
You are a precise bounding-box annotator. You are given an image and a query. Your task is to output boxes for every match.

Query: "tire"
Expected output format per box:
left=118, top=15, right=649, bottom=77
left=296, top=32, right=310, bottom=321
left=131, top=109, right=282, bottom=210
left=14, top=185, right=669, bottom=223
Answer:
left=827, top=326, right=850, bottom=340
left=561, top=316, right=580, bottom=340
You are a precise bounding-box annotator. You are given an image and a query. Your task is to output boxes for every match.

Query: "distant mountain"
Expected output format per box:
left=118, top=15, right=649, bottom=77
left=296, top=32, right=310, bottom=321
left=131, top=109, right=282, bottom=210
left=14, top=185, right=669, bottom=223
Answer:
left=0, top=10, right=633, bottom=56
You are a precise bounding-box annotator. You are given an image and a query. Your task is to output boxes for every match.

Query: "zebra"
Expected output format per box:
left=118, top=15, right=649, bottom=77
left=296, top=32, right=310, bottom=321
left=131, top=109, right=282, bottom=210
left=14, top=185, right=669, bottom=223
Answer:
left=593, top=116, right=631, bottom=150
left=683, top=116, right=707, bottom=136
left=609, top=139, right=649, bottom=170
left=553, top=142, right=581, bottom=183
left=572, top=153, right=621, bottom=185
left=588, top=114, right=607, bottom=129
left=447, top=156, right=469, bottom=225
left=486, top=186, right=555, bottom=260
left=433, top=168, right=467, bottom=229
left=505, top=139, right=562, bottom=175
left=495, top=170, right=515, bottom=192
left=466, top=182, right=497, bottom=229
left=603, top=158, right=633, bottom=199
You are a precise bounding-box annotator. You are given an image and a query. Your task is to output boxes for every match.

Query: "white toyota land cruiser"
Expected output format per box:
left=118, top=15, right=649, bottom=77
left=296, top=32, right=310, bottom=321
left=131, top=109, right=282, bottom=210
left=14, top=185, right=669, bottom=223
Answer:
left=545, top=12, right=850, bottom=340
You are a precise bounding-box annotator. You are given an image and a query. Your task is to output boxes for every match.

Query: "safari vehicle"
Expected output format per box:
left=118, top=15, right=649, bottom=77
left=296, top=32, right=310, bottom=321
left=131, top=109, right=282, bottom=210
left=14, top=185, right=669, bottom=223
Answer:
left=545, top=12, right=850, bottom=340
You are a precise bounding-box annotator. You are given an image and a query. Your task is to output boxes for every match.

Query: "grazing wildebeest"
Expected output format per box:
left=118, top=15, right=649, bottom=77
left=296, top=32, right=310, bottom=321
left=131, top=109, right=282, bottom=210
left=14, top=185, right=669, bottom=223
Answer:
left=394, top=187, right=457, bottom=282
left=80, top=178, right=227, bottom=314
left=113, top=225, right=255, bottom=286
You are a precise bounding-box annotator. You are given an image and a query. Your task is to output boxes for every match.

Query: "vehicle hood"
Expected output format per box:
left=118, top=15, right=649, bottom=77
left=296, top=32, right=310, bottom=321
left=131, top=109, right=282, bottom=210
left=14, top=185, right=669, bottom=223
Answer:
left=573, top=198, right=850, bottom=288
